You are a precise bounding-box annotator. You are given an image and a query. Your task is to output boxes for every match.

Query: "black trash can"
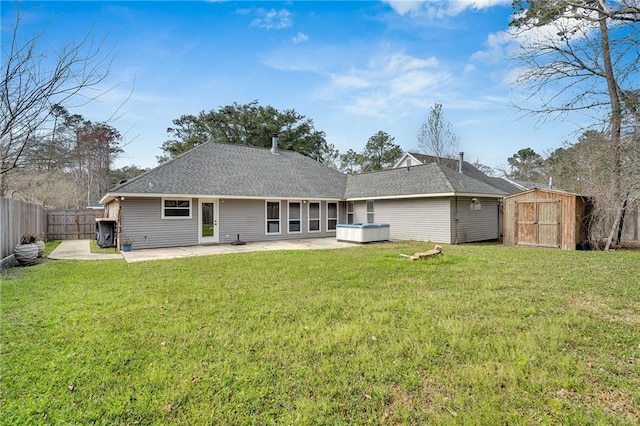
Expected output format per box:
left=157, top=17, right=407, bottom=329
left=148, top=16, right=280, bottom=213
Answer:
left=95, top=219, right=117, bottom=248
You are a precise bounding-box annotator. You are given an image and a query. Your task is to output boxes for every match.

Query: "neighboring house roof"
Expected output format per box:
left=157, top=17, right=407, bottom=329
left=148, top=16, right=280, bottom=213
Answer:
left=101, top=142, right=518, bottom=204
left=102, top=141, right=347, bottom=203
left=346, top=162, right=510, bottom=200
left=504, top=178, right=561, bottom=191
left=395, top=152, right=524, bottom=195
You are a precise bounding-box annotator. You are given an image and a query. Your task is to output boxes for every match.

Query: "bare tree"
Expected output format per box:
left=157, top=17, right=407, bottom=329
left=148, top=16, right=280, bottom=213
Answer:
left=510, top=0, right=639, bottom=249
left=1, top=3, right=113, bottom=195
left=416, top=103, right=459, bottom=162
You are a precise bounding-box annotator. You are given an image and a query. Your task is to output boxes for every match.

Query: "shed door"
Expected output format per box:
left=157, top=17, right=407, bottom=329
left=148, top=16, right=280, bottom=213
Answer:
left=515, top=200, right=561, bottom=248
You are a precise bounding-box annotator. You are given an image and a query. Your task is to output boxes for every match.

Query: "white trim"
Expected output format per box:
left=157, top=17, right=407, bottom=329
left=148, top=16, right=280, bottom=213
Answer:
left=265, top=200, right=281, bottom=235
left=101, top=192, right=343, bottom=205
left=502, top=178, right=528, bottom=191
left=308, top=201, right=321, bottom=233
left=345, top=192, right=505, bottom=201
left=287, top=201, right=302, bottom=234
left=326, top=201, right=338, bottom=232
left=198, top=199, right=219, bottom=243
left=161, top=197, right=192, bottom=219
left=392, top=152, right=423, bottom=169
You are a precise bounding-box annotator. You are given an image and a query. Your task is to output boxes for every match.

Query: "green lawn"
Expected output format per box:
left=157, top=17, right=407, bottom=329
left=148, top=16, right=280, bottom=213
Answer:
left=1, top=242, right=638, bottom=425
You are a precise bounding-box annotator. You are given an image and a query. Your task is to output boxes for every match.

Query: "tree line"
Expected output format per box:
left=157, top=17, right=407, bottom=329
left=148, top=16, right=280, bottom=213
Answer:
left=2, top=1, right=637, bottom=247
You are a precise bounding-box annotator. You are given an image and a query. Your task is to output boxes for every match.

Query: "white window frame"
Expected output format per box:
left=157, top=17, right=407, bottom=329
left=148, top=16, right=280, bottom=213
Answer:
left=161, top=197, right=192, bottom=219
left=346, top=201, right=354, bottom=224
left=265, top=200, right=281, bottom=235
left=288, top=201, right=302, bottom=234
left=326, top=202, right=338, bottom=232
left=308, top=201, right=321, bottom=233
left=366, top=200, right=374, bottom=223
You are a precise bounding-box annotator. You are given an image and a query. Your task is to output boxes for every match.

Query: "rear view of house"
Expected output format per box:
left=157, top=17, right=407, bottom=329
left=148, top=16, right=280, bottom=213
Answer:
left=101, top=142, right=519, bottom=250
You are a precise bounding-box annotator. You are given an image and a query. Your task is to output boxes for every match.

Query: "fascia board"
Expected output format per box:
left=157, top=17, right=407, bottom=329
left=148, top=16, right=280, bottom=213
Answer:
left=100, top=192, right=343, bottom=204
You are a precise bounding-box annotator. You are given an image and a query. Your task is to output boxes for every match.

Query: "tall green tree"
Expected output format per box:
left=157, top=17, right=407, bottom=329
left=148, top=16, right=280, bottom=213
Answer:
left=339, top=149, right=363, bottom=174
left=159, top=100, right=330, bottom=163
left=510, top=0, right=639, bottom=248
left=506, top=148, right=544, bottom=182
left=360, top=131, right=403, bottom=172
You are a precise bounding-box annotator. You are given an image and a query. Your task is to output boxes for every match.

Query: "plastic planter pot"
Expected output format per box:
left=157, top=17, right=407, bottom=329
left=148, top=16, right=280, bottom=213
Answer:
left=14, top=243, right=38, bottom=266
left=34, top=239, right=45, bottom=258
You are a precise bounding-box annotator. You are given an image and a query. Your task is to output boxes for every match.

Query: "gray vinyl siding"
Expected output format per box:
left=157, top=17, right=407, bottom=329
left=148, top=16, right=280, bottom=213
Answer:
left=374, top=198, right=452, bottom=243
left=121, top=197, right=198, bottom=249
left=451, top=197, right=500, bottom=243
left=218, top=199, right=338, bottom=244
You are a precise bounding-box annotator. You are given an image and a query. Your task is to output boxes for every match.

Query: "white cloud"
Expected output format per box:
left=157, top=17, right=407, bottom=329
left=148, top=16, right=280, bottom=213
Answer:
left=383, top=1, right=424, bottom=15
left=317, top=51, right=450, bottom=117
left=292, top=32, right=309, bottom=44
left=251, top=8, right=292, bottom=30
left=383, top=0, right=510, bottom=17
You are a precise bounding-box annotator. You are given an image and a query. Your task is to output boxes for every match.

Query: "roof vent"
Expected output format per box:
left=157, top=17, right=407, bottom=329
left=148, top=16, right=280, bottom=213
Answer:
left=458, top=152, right=464, bottom=173
left=271, top=133, right=279, bottom=155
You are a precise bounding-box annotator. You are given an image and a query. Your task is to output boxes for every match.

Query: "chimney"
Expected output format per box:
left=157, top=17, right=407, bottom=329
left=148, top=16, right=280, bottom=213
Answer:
left=458, top=152, right=464, bottom=173
left=271, top=133, right=279, bottom=155
left=549, top=176, right=553, bottom=189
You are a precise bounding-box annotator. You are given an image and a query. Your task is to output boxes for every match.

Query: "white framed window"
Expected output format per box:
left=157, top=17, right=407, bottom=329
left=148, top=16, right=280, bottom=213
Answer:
left=162, top=198, right=192, bottom=219
left=288, top=201, right=301, bottom=233
left=266, top=200, right=281, bottom=234
left=346, top=201, right=354, bottom=224
left=366, top=200, right=374, bottom=223
left=327, top=202, right=338, bottom=231
left=308, top=202, right=320, bottom=233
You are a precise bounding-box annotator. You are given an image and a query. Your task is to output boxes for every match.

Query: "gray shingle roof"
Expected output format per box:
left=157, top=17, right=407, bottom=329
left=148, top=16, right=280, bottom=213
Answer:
left=110, top=142, right=347, bottom=199
left=105, top=143, right=512, bottom=202
left=404, top=152, right=523, bottom=194
left=345, top=162, right=509, bottom=199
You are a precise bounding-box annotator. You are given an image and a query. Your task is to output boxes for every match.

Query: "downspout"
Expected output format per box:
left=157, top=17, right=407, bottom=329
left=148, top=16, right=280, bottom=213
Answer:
left=498, top=198, right=502, bottom=241
left=454, top=196, right=459, bottom=245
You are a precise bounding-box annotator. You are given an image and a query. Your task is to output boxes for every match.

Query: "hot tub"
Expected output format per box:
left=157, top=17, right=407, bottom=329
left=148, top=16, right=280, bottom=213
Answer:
left=336, top=223, right=390, bottom=243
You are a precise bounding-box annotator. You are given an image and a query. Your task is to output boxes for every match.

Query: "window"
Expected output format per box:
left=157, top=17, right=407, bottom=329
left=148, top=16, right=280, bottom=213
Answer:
left=288, top=201, right=301, bottom=233
left=366, top=200, right=374, bottom=223
left=308, top=202, right=320, bottom=232
left=266, top=201, right=280, bottom=234
left=346, top=201, right=354, bottom=224
left=162, top=198, right=191, bottom=219
left=327, top=202, right=337, bottom=231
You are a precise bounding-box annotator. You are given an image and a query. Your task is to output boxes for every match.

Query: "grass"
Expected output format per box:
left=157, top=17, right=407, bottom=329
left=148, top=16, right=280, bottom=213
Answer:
left=89, top=239, right=120, bottom=254
left=1, top=242, right=639, bottom=424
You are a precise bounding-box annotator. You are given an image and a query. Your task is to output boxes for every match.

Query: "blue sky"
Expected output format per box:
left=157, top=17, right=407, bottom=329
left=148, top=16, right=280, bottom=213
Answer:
left=3, top=1, right=587, bottom=171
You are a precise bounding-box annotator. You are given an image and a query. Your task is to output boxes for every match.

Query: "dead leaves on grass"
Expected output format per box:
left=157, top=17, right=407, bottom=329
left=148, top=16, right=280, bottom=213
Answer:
left=573, top=295, right=640, bottom=324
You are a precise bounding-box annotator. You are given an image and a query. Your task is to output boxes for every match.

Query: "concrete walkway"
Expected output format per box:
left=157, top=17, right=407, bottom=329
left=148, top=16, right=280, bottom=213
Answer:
left=48, top=240, right=123, bottom=261
left=49, top=238, right=356, bottom=263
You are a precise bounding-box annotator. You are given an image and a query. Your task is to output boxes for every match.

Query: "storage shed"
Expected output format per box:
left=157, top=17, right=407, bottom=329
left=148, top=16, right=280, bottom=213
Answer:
left=503, top=188, right=589, bottom=250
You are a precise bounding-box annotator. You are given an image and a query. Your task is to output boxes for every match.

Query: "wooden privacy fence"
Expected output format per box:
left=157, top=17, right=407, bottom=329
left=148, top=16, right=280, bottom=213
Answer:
left=0, top=198, right=47, bottom=260
left=47, top=209, right=103, bottom=240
